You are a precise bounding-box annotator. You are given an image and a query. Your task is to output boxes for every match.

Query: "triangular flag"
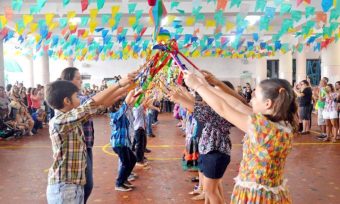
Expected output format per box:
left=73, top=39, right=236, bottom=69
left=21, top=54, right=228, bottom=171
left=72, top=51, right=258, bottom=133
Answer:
left=81, top=0, right=89, bottom=12
left=97, top=0, right=105, bottom=10
left=23, top=15, right=34, bottom=26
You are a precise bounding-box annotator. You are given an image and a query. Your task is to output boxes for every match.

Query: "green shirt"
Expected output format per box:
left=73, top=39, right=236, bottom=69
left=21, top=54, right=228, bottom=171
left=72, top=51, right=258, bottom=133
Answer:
left=316, top=88, right=326, bottom=109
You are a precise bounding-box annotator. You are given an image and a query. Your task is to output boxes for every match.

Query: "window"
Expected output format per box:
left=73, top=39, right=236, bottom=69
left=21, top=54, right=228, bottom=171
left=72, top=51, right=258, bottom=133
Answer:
left=267, top=60, right=279, bottom=79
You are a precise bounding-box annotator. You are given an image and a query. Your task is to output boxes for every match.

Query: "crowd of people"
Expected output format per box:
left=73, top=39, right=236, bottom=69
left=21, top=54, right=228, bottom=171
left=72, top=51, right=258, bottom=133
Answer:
left=0, top=83, right=48, bottom=139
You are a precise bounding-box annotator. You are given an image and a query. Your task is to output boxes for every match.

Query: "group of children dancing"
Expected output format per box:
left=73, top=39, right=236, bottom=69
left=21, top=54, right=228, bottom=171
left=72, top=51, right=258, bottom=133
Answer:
left=45, top=63, right=298, bottom=203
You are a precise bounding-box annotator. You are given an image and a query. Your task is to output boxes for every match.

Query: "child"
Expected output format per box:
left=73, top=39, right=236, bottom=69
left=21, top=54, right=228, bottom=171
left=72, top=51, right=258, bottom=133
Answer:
left=45, top=72, right=136, bottom=204
left=32, top=109, right=45, bottom=133
left=133, top=98, right=152, bottom=167
left=184, top=71, right=297, bottom=204
left=110, top=90, right=138, bottom=192
left=15, top=106, right=34, bottom=136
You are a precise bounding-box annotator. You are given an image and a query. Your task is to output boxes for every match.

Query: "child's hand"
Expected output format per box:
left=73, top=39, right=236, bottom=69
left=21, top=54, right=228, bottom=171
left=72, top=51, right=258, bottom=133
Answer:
left=201, top=70, right=219, bottom=86
left=119, top=71, right=138, bottom=87
left=183, top=71, right=207, bottom=90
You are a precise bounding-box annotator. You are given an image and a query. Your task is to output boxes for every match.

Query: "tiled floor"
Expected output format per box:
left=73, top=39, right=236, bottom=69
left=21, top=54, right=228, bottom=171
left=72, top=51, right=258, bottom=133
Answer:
left=0, top=113, right=340, bottom=204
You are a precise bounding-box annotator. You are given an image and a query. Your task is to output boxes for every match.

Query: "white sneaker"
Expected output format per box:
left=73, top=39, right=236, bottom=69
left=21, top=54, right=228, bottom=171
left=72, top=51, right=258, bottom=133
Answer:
left=29, top=131, right=34, bottom=136
left=115, top=185, right=132, bottom=192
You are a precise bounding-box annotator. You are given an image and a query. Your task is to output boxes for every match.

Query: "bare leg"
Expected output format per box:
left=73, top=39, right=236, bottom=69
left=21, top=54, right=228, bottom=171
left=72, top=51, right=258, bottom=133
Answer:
left=203, top=177, right=224, bottom=204
left=218, top=179, right=226, bottom=204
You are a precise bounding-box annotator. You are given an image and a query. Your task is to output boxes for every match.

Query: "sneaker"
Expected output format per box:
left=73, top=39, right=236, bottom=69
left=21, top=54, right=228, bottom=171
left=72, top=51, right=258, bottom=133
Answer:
left=145, top=148, right=152, bottom=153
left=124, top=181, right=135, bottom=188
left=127, top=175, right=136, bottom=181
left=152, top=121, right=159, bottom=126
left=29, top=131, right=34, bottom=136
left=115, top=185, right=132, bottom=192
left=317, top=134, right=327, bottom=140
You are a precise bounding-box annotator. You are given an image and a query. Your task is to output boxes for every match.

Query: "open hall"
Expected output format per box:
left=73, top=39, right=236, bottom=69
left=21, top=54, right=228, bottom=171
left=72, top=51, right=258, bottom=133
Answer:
left=0, top=0, right=339, bottom=204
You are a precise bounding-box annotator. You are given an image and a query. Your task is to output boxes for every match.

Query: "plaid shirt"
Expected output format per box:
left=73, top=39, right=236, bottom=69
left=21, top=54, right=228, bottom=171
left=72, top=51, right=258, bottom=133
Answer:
left=110, top=102, right=131, bottom=148
left=48, top=99, right=97, bottom=185
left=79, top=94, right=95, bottom=148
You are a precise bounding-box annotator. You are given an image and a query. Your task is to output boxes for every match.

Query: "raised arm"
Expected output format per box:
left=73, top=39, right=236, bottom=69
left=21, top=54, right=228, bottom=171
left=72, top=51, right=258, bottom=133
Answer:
left=184, top=71, right=249, bottom=132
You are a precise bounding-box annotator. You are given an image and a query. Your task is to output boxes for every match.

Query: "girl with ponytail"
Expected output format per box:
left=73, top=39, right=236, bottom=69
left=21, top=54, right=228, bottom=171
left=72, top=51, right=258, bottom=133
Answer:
left=184, top=71, right=297, bottom=204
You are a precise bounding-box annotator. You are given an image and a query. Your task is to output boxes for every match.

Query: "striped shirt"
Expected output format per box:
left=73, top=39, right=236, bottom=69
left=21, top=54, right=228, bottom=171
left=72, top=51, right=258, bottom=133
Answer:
left=110, top=102, right=131, bottom=148
left=47, top=99, right=97, bottom=185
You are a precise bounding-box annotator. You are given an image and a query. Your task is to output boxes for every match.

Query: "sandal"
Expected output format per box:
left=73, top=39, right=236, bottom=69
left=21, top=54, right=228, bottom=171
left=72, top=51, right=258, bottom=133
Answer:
left=191, top=193, right=205, bottom=201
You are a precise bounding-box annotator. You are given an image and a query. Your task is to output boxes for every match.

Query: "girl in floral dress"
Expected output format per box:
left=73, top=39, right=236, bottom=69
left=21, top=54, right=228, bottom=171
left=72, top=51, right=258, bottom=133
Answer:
left=184, top=71, right=298, bottom=204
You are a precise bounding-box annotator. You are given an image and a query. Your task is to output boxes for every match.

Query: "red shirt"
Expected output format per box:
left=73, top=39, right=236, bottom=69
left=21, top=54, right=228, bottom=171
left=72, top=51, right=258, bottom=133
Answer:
left=27, top=94, right=32, bottom=107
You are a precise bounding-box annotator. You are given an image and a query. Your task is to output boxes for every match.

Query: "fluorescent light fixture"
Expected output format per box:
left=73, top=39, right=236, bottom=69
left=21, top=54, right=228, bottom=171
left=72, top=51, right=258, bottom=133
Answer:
left=245, top=15, right=260, bottom=26
left=69, top=17, right=81, bottom=25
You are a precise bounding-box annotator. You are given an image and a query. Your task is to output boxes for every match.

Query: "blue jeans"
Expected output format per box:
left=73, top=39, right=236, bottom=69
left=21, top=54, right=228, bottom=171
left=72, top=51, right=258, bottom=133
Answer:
left=146, top=112, right=153, bottom=135
left=46, top=183, right=84, bottom=204
left=84, top=148, right=93, bottom=204
left=113, top=146, right=136, bottom=186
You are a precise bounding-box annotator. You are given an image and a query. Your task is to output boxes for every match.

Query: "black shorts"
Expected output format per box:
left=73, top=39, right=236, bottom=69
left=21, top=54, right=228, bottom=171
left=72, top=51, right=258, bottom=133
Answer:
left=299, top=105, right=311, bottom=120
left=198, top=150, right=230, bottom=179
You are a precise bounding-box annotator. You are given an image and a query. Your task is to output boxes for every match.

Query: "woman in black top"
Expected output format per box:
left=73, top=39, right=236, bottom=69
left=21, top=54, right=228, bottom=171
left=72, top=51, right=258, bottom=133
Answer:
left=244, top=83, right=252, bottom=103
left=294, top=80, right=313, bottom=134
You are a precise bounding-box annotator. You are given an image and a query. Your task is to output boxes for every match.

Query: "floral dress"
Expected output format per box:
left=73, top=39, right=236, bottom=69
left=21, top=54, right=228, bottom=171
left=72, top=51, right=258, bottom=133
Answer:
left=231, top=113, right=293, bottom=204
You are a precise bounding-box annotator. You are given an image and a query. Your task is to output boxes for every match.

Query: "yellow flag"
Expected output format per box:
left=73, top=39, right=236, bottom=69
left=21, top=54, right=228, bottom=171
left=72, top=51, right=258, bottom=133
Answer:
left=23, top=15, right=33, bottom=26
left=49, top=22, right=59, bottom=31
left=83, top=30, right=89, bottom=38
left=128, top=16, right=136, bottom=26
left=67, top=11, right=76, bottom=20
left=0, top=16, right=7, bottom=27
left=45, top=13, right=55, bottom=25
left=186, top=16, right=195, bottom=26
left=90, top=9, right=98, bottom=19
left=30, top=23, right=38, bottom=33
left=35, top=34, right=41, bottom=43
left=192, top=50, right=200, bottom=57
left=109, top=18, right=116, bottom=27
left=226, top=21, right=235, bottom=31
left=167, top=15, right=176, bottom=24
left=206, top=20, right=216, bottom=27
left=111, top=6, right=120, bottom=17
left=89, top=19, right=97, bottom=33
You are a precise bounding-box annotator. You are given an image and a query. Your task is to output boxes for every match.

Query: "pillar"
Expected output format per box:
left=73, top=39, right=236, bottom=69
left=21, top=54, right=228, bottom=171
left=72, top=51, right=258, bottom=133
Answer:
left=321, top=41, right=340, bottom=84
left=255, top=58, right=267, bottom=85
left=26, top=48, right=34, bottom=87
left=33, top=50, right=50, bottom=86
left=296, top=51, right=307, bottom=83
left=0, top=39, right=4, bottom=87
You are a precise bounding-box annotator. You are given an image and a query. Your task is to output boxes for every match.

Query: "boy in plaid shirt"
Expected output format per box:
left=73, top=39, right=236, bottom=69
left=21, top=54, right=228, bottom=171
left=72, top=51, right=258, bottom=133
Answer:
left=45, top=72, right=136, bottom=204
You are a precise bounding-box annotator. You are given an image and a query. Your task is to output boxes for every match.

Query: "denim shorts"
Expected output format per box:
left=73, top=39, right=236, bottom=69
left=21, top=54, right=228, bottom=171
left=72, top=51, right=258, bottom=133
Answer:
left=199, top=150, right=230, bottom=179
left=46, top=183, right=84, bottom=204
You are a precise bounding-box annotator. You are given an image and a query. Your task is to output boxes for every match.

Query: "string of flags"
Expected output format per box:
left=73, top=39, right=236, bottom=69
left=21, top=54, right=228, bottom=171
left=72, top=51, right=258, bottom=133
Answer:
left=1, top=0, right=340, bottom=60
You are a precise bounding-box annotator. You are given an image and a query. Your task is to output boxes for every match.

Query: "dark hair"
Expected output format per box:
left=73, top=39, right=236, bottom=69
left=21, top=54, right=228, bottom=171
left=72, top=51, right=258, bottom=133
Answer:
left=335, top=81, right=340, bottom=86
left=31, top=88, right=37, bottom=95
left=326, top=83, right=334, bottom=92
left=322, top=77, right=329, bottom=83
left=60, top=67, right=79, bottom=81
left=0, top=86, right=4, bottom=90
left=45, top=80, right=79, bottom=110
left=301, top=80, right=309, bottom=86
left=6, top=84, right=12, bottom=92
left=259, top=79, right=298, bottom=133
left=222, top=81, right=234, bottom=90
left=27, top=87, right=32, bottom=94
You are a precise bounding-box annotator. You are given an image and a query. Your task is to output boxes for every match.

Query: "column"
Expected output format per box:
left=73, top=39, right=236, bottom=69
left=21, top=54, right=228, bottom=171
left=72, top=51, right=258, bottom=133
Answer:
left=278, top=35, right=294, bottom=84
left=296, top=51, right=307, bottom=83
left=26, top=48, right=34, bottom=87
left=255, top=58, right=267, bottom=85
left=321, top=41, right=340, bottom=84
left=0, top=39, right=4, bottom=87
left=33, top=50, right=50, bottom=86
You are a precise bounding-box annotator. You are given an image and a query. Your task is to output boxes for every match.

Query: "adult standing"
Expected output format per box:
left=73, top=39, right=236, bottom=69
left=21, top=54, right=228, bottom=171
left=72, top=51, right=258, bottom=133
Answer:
left=294, top=80, right=313, bottom=134
left=60, top=67, right=95, bottom=203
